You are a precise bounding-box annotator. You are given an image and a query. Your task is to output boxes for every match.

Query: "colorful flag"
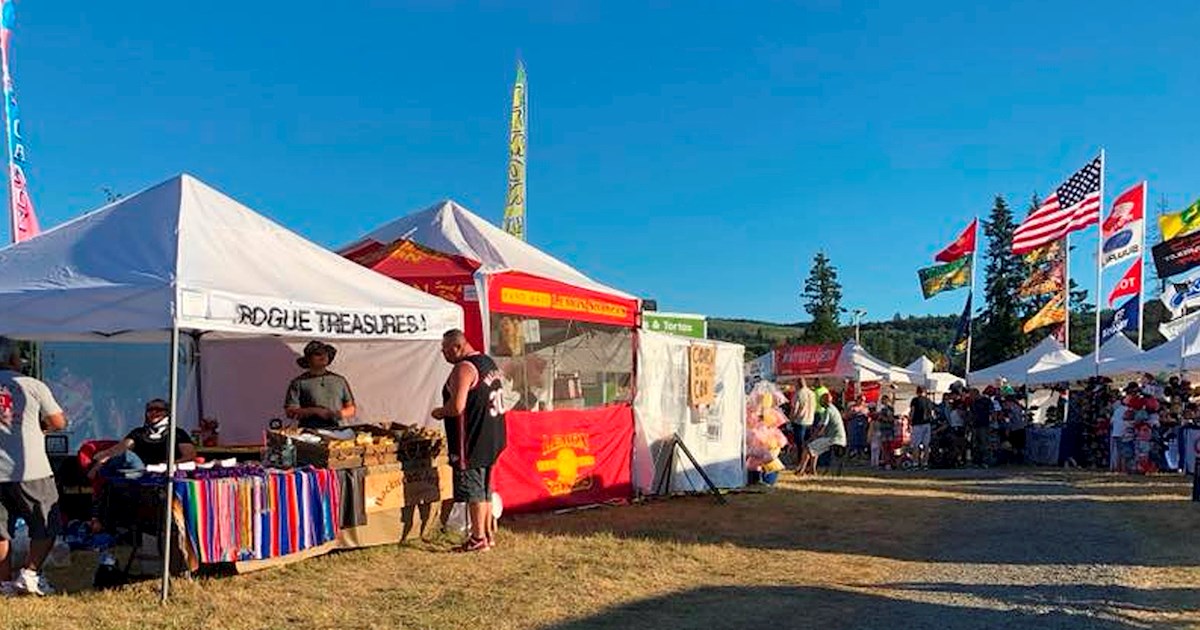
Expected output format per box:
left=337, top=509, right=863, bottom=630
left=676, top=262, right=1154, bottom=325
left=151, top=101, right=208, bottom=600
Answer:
left=950, top=294, right=971, bottom=354
left=501, top=61, right=527, bottom=241
left=1022, top=239, right=1064, bottom=265
left=935, top=219, right=977, bottom=263
left=1107, top=260, right=1142, bottom=307
left=0, top=0, right=39, bottom=243
left=918, top=255, right=971, bottom=299
left=1159, top=197, right=1200, bottom=242
left=1151, top=230, right=1200, bottom=279
left=1012, top=154, right=1103, bottom=254
left=1100, top=295, right=1140, bottom=345
left=1159, top=308, right=1200, bottom=341
left=1160, top=269, right=1200, bottom=318
left=1018, top=261, right=1064, bottom=298
left=1101, top=182, right=1145, bottom=268
left=1023, top=294, right=1066, bottom=334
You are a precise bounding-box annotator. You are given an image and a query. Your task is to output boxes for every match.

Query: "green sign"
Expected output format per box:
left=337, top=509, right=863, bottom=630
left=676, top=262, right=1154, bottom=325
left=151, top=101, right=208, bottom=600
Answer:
left=643, top=313, right=707, bottom=339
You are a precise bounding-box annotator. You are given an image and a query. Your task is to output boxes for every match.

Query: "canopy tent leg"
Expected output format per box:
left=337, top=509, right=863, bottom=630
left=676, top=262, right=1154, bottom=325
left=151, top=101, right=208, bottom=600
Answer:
left=159, top=325, right=181, bottom=604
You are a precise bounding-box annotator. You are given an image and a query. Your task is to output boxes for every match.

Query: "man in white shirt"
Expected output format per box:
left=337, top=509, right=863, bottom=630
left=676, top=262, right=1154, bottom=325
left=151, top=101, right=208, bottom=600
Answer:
left=0, top=337, right=67, bottom=597
left=791, top=378, right=818, bottom=446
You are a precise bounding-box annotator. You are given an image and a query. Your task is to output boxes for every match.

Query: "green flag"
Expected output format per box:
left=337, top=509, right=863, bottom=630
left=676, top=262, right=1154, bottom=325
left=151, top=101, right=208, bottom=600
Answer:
left=918, top=255, right=971, bottom=299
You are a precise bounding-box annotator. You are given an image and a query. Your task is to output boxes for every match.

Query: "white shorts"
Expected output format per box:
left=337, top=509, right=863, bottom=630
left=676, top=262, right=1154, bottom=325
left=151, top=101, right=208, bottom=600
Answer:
left=808, top=437, right=842, bottom=458
left=911, top=424, right=932, bottom=449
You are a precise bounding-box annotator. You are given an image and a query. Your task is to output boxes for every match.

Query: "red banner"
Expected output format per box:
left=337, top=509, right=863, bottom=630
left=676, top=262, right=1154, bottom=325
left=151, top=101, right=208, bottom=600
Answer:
left=487, top=271, right=638, bottom=328
left=774, top=344, right=842, bottom=376
left=492, top=405, right=634, bottom=513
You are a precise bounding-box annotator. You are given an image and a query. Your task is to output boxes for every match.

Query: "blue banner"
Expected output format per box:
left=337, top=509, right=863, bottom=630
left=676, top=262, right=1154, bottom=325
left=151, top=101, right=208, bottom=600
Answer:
left=1100, top=295, right=1140, bottom=346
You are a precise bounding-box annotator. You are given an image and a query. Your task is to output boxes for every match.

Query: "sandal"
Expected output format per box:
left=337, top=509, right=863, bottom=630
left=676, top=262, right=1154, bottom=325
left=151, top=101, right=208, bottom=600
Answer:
left=455, top=536, right=490, bottom=553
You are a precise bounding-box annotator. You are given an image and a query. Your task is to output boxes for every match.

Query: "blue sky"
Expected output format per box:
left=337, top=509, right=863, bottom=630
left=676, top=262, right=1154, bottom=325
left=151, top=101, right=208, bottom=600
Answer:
left=9, top=1, right=1200, bottom=323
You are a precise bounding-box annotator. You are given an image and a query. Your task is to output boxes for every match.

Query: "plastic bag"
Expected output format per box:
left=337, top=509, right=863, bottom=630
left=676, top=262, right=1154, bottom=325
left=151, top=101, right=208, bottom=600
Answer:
left=44, top=538, right=71, bottom=569
left=491, top=492, right=504, bottom=521
left=445, top=502, right=468, bottom=535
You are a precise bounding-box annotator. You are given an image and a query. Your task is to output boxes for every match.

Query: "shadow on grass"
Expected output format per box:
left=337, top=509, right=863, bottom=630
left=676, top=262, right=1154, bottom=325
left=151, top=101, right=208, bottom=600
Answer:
left=865, top=582, right=1200, bottom=615
left=539, top=585, right=1182, bottom=630
left=506, top=472, right=1199, bottom=567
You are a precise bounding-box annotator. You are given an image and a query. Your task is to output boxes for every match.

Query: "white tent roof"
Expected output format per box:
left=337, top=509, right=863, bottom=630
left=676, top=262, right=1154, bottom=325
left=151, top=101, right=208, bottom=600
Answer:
left=343, top=199, right=635, bottom=300
left=0, top=175, right=463, bottom=340
left=1026, top=334, right=1141, bottom=385
left=905, top=356, right=963, bottom=392
left=1100, top=319, right=1200, bottom=376
left=836, top=341, right=919, bottom=384
left=967, top=336, right=1080, bottom=385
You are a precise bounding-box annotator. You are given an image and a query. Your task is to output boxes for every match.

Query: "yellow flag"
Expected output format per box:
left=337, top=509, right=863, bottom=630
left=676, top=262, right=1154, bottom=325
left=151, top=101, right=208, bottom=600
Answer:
left=502, top=61, right=528, bottom=240
left=1159, top=198, right=1200, bottom=241
left=1023, top=294, right=1066, bottom=334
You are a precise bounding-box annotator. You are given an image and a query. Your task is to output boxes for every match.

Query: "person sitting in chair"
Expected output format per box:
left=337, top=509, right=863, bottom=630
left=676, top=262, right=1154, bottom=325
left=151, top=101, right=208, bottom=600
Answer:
left=87, top=398, right=196, bottom=478
left=797, top=392, right=846, bottom=476
left=285, top=341, right=356, bottom=429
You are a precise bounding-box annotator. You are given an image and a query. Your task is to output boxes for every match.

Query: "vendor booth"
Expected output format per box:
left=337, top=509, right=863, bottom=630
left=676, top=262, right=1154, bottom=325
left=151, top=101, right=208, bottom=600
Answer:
left=905, top=356, right=962, bottom=394
left=0, top=175, right=464, bottom=598
left=1100, top=320, right=1200, bottom=377
left=633, top=331, right=746, bottom=495
left=967, top=336, right=1079, bottom=386
left=1025, top=334, right=1141, bottom=386
left=341, top=200, right=640, bottom=513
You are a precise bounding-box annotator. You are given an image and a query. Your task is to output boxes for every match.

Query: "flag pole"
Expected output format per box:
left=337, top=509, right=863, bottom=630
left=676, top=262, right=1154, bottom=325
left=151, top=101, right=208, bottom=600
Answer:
left=1093, top=149, right=1105, bottom=373
left=1138, top=180, right=1147, bottom=349
left=965, top=219, right=976, bottom=376
left=1063, top=232, right=1070, bottom=349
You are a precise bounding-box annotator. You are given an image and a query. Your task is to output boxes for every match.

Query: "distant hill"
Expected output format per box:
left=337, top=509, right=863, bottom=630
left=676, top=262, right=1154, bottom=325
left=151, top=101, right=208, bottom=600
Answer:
left=708, top=314, right=958, bottom=368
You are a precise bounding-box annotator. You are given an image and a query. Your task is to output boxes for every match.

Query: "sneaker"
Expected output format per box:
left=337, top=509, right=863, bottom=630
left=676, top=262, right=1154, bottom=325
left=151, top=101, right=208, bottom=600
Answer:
left=11, top=569, right=54, bottom=596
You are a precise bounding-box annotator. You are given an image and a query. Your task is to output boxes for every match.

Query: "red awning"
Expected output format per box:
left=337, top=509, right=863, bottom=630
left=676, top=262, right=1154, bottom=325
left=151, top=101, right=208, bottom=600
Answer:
left=487, top=271, right=638, bottom=328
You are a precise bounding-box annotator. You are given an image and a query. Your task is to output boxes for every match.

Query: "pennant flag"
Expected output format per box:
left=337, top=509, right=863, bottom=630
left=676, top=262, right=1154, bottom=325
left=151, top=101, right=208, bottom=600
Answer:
left=950, top=294, right=971, bottom=354
left=1160, top=270, right=1200, bottom=318
left=1101, top=182, right=1145, bottom=268
left=1022, top=240, right=1064, bottom=265
left=1107, top=260, right=1142, bottom=307
left=501, top=60, right=528, bottom=241
left=1012, top=154, right=1103, bottom=254
left=1100, top=295, right=1140, bottom=345
left=935, top=219, right=977, bottom=263
left=1018, top=261, right=1064, bottom=298
left=0, top=0, right=40, bottom=243
left=1023, top=294, right=1066, bottom=334
left=1159, top=197, right=1200, bottom=242
left=918, top=255, right=971, bottom=299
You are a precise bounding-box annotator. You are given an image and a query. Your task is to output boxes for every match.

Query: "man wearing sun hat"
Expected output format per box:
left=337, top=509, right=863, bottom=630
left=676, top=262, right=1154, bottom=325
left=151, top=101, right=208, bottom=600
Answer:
left=285, top=341, right=357, bottom=429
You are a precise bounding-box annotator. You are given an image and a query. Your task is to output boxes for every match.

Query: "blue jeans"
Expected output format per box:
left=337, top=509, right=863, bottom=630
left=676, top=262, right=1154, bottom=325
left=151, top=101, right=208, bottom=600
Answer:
left=99, top=451, right=147, bottom=479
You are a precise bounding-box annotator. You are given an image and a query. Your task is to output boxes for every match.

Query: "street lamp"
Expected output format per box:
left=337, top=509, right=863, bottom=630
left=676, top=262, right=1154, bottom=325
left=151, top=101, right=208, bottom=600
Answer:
left=851, top=308, right=867, bottom=344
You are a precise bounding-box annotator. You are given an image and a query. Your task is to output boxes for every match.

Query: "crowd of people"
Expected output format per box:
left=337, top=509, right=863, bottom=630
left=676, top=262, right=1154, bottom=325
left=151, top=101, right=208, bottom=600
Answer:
left=781, top=371, right=1200, bottom=474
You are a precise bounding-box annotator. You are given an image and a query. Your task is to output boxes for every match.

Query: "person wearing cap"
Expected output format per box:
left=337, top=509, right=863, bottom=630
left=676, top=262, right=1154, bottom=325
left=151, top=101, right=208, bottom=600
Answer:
left=285, top=341, right=356, bottom=430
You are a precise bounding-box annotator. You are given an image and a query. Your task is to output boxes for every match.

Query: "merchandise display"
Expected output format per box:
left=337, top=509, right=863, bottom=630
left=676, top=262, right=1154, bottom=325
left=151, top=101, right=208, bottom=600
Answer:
left=745, top=381, right=790, bottom=477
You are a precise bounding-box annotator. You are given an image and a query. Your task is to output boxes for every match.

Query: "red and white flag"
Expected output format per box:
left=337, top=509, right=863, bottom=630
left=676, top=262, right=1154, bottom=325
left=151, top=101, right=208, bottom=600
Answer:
left=1108, top=259, right=1142, bottom=307
left=1100, top=182, right=1145, bottom=268
left=1012, top=154, right=1103, bottom=255
left=935, top=219, right=977, bottom=263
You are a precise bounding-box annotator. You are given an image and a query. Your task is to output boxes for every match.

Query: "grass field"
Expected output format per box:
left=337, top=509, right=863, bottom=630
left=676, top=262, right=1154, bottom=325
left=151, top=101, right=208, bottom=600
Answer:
left=2, top=468, right=1197, bottom=630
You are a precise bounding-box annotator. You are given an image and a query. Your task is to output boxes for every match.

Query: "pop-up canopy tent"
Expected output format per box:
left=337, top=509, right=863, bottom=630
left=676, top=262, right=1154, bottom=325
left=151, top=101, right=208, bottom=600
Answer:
left=342, top=200, right=642, bottom=513
left=1026, top=334, right=1141, bottom=385
left=775, top=341, right=917, bottom=384
left=967, top=336, right=1080, bottom=386
left=1099, top=319, right=1200, bottom=377
left=905, top=356, right=962, bottom=393
left=0, top=174, right=463, bottom=599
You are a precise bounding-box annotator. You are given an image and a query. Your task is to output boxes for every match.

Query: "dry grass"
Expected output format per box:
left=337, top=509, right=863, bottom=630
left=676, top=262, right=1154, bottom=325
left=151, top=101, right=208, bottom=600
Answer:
left=2, top=467, right=1197, bottom=630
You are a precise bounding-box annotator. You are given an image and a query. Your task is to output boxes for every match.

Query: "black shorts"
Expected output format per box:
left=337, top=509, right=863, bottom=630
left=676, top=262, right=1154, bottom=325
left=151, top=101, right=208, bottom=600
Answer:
left=0, top=477, right=61, bottom=541
left=452, top=466, right=493, bottom=503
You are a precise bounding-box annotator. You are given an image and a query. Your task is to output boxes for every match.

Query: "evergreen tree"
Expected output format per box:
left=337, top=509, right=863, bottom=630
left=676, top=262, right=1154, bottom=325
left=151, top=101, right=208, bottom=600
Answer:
left=801, top=251, right=844, bottom=343
left=977, top=195, right=1026, bottom=367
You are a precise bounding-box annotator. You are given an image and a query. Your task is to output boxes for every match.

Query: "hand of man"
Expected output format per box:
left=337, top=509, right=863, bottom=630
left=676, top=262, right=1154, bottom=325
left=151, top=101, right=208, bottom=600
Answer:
left=431, top=408, right=446, bottom=420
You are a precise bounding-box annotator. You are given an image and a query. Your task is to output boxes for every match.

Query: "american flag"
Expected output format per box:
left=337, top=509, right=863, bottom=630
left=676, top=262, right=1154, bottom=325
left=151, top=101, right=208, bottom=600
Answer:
left=1011, top=154, right=1104, bottom=255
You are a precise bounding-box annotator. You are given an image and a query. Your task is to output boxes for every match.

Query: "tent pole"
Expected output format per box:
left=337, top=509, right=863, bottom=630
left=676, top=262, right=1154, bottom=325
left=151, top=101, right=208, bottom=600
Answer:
left=160, top=325, right=181, bottom=604
left=1093, top=148, right=1106, bottom=376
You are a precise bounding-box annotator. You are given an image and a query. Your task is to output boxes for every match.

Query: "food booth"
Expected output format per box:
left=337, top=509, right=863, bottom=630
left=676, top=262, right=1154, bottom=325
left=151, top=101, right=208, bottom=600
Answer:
left=342, top=200, right=641, bottom=512
left=0, top=175, right=464, bottom=598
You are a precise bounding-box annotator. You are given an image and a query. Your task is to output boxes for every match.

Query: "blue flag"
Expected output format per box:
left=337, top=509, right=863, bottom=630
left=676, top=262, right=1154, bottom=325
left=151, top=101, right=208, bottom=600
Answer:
left=1100, top=296, right=1140, bottom=346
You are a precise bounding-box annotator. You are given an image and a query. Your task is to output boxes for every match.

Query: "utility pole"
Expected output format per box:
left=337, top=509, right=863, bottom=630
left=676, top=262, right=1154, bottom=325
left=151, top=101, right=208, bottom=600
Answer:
left=851, top=308, right=867, bottom=344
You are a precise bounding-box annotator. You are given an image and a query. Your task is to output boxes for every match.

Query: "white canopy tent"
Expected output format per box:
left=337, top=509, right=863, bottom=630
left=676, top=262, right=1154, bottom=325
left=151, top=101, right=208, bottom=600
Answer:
left=1099, top=320, right=1200, bottom=377
left=905, top=356, right=963, bottom=393
left=1026, top=334, right=1141, bottom=385
left=836, top=341, right=919, bottom=385
left=967, top=336, right=1080, bottom=386
left=0, top=174, right=463, bottom=600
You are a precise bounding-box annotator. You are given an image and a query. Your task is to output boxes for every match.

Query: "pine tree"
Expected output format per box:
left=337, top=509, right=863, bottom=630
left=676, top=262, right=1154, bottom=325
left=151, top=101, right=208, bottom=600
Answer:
left=801, top=251, right=844, bottom=343
left=977, top=195, right=1026, bottom=367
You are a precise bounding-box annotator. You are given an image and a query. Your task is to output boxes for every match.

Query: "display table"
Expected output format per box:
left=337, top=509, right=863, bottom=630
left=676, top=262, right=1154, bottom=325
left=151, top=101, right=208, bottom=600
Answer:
left=196, top=445, right=264, bottom=463
left=1025, top=425, right=1063, bottom=466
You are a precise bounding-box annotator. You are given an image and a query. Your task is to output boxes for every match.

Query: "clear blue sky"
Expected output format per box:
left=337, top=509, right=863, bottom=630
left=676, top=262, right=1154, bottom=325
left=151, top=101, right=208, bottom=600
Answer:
left=10, top=1, right=1200, bottom=323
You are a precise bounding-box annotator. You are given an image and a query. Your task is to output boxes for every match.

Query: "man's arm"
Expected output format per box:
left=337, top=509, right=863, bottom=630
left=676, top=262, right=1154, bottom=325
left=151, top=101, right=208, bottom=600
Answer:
left=339, top=379, right=357, bottom=420
left=432, top=363, right=477, bottom=420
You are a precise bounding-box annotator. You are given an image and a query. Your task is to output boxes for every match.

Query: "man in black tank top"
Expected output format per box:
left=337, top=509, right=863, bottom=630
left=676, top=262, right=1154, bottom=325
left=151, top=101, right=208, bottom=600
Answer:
left=431, top=329, right=507, bottom=552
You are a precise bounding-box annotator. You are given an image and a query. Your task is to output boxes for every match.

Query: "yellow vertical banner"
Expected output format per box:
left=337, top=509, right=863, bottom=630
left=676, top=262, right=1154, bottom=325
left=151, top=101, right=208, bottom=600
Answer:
left=502, top=61, right=527, bottom=240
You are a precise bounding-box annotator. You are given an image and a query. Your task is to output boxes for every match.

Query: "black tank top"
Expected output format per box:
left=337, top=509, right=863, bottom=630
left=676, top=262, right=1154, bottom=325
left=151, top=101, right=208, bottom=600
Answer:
left=442, top=353, right=507, bottom=469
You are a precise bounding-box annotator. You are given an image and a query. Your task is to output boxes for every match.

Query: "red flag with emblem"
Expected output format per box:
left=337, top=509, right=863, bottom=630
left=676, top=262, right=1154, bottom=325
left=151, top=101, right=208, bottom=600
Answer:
left=1108, top=260, right=1142, bottom=307
left=935, top=219, right=978, bottom=263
